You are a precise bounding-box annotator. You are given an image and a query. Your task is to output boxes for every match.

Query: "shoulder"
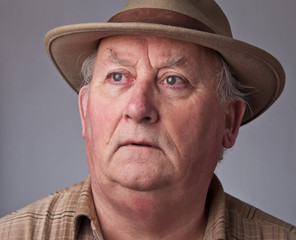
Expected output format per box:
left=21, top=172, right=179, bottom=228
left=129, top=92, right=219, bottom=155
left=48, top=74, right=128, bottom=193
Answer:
left=225, top=193, right=296, bottom=240
left=0, top=181, right=84, bottom=239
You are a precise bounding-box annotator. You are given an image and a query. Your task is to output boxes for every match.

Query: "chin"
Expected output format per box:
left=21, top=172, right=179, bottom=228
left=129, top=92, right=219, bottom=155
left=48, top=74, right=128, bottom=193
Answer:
left=111, top=164, right=171, bottom=192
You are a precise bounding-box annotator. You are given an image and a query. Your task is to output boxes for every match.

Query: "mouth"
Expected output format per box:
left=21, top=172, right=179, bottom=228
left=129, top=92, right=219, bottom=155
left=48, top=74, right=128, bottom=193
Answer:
left=130, top=143, right=152, bottom=147
left=120, top=141, right=159, bottom=149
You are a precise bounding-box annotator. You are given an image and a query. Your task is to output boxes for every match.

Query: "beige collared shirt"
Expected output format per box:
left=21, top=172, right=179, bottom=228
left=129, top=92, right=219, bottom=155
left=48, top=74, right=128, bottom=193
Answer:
left=0, top=175, right=295, bottom=239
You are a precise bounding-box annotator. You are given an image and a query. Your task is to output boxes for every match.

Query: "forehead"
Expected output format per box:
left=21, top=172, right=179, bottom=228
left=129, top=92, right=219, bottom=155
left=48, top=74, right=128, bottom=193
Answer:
left=96, top=35, right=219, bottom=65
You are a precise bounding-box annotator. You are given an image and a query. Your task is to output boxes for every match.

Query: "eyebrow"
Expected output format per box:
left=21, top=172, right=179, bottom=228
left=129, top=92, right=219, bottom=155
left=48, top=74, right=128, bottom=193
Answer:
left=106, top=48, right=186, bottom=69
left=107, top=48, right=134, bottom=66
left=159, top=55, right=186, bottom=69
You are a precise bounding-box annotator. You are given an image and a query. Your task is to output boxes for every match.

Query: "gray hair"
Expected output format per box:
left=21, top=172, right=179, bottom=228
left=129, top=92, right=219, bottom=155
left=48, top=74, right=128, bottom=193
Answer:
left=80, top=50, right=248, bottom=103
left=216, top=56, right=248, bottom=103
left=80, top=51, right=97, bottom=89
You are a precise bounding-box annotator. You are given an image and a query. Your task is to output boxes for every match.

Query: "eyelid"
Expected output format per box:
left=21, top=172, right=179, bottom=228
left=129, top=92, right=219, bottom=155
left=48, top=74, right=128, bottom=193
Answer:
left=160, top=73, right=187, bottom=85
left=107, top=71, right=124, bottom=79
left=106, top=70, right=134, bottom=86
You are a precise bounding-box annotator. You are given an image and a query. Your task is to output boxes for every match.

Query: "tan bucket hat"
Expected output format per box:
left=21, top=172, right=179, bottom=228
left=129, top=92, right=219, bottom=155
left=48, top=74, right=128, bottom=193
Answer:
left=44, top=0, right=285, bottom=125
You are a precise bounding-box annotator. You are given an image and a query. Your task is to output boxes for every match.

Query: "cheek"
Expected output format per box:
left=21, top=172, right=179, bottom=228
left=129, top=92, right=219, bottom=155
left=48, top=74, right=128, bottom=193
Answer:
left=85, top=96, right=123, bottom=177
left=84, top=97, right=123, bottom=172
left=86, top=97, right=118, bottom=141
left=163, top=99, right=224, bottom=160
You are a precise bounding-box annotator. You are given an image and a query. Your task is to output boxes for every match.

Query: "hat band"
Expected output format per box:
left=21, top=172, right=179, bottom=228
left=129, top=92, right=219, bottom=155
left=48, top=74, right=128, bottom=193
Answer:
left=109, top=8, right=214, bottom=33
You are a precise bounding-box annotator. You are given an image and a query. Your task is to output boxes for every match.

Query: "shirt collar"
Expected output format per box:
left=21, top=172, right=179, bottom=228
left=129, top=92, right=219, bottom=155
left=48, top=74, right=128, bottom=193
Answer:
left=73, top=175, right=103, bottom=239
left=204, top=174, right=227, bottom=240
left=73, top=174, right=227, bottom=240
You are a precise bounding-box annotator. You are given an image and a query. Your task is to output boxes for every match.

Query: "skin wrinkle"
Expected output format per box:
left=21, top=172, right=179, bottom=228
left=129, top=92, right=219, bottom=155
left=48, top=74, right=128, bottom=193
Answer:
left=99, top=40, right=215, bottom=158
left=160, top=55, right=186, bottom=69
left=96, top=51, right=127, bottom=148
left=108, top=47, right=188, bottom=78
left=108, top=48, right=135, bottom=67
left=134, top=39, right=213, bottom=172
left=81, top=46, right=247, bottom=107
left=78, top=35, right=245, bottom=240
left=86, top=36, right=224, bottom=190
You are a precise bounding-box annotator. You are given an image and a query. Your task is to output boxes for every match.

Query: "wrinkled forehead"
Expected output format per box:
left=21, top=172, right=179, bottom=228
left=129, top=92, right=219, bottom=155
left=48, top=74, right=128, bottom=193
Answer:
left=96, top=35, right=221, bottom=67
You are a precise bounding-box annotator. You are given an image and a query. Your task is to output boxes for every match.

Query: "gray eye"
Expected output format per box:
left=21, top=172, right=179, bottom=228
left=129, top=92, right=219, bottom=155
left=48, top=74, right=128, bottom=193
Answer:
left=112, top=73, right=123, bottom=82
left=166, top=76, right=177, bottom=85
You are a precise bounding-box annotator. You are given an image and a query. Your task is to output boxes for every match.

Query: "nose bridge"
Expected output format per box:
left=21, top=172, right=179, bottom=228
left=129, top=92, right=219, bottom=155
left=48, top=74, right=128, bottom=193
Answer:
left=123, top=77, right=158, bottom=123
left=133, top=78, right=152, bottom=103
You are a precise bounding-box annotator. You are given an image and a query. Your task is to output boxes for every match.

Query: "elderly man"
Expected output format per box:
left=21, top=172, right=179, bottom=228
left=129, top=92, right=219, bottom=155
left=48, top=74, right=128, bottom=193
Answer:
left=0, top=0, right=295, bottom=239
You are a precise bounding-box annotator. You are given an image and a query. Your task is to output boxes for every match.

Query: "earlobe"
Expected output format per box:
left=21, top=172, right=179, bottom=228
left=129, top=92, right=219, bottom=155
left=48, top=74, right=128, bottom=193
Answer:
left=222, top=99, right=246, bottom=149
left=78, top=86, right=89, bottom=138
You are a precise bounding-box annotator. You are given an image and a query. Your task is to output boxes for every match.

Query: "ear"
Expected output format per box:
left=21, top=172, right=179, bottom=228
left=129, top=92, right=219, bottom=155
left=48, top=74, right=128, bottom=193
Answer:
left=78, top=86, right=89, bottom=138
left=222, top=99, right=246, bottom=149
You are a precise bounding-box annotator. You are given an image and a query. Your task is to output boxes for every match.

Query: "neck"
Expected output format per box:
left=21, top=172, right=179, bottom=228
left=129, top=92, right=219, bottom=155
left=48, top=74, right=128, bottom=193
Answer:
left=92, top=184, right=209, bottom=240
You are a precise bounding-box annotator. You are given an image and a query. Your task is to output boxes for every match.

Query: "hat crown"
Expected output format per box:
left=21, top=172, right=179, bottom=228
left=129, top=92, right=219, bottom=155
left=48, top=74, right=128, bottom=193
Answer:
left=117, top=0, right=232, bottom=36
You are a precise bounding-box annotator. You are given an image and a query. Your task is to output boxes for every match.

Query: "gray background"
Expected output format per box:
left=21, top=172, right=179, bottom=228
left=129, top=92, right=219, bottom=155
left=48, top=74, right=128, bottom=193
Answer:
left=1, top=0, right=295, bottom=225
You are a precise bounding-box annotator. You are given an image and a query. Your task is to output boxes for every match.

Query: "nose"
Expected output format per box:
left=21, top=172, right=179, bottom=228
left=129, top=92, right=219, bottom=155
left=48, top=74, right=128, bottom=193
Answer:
left=122, top=82, right=159, bottom=124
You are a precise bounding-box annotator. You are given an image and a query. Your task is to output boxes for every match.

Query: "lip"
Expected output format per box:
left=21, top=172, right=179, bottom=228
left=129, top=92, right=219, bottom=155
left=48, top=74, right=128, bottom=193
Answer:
left=119, top=141, right=160, bottom=149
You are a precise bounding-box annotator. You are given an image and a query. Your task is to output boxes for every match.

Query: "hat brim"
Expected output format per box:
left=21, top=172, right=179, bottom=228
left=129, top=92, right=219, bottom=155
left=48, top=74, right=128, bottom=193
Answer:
left=44, top=22, right=285, bottom=125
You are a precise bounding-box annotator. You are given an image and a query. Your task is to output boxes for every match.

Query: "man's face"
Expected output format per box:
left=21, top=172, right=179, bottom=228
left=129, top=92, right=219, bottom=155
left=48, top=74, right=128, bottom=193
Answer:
left=79, top=35, right=244, bottom=196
